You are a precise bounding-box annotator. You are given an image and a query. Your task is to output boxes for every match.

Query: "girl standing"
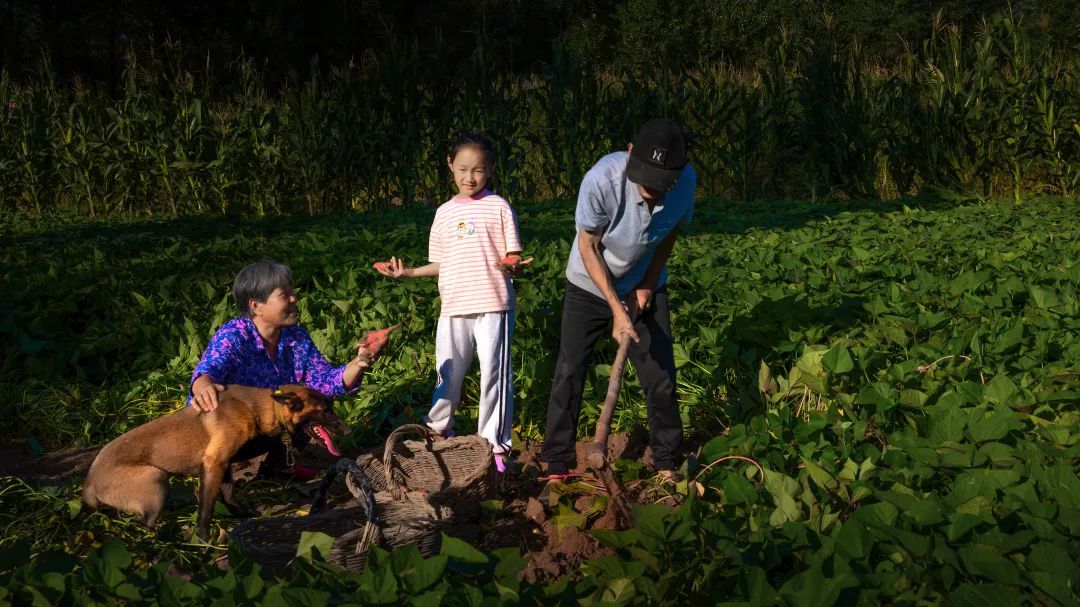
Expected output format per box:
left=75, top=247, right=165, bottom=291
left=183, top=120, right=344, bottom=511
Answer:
left=375, top=132, right=531, bottom=472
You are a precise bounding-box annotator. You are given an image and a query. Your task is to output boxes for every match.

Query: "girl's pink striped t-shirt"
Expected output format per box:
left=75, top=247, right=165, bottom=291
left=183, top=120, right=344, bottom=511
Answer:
left=428, top=190, right=522, bottom=317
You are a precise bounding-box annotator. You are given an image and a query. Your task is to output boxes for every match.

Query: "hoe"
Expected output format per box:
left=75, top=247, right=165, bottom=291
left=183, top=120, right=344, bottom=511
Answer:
left=586, top=331, right=633, bottom=529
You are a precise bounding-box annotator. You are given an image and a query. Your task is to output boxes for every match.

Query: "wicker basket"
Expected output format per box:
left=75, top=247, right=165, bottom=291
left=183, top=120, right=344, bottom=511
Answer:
left=230, top=458, right=452, bottom=574
left=351, top=424, right=497, bottom=521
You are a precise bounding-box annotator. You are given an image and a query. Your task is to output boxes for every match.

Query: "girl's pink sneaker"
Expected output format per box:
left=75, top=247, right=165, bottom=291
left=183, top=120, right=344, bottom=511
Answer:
left=494, top=453, right=509, bottom=473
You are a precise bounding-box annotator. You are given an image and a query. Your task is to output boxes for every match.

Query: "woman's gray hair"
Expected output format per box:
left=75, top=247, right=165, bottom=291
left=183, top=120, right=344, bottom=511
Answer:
left=233, top=260, right=293, bottom=317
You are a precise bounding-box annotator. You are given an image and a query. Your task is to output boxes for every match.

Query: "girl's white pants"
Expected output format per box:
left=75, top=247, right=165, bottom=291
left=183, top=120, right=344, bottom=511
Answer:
left=424, top=310, right=514, bottom=454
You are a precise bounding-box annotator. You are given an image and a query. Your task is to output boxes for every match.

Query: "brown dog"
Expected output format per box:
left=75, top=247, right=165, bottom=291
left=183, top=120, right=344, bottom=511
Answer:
left=82, top=384, right=350, bottom=541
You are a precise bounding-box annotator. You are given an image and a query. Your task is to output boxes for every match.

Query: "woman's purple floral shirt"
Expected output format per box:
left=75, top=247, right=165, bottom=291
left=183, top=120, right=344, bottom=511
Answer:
left=187, top=317, right=352, bottom=405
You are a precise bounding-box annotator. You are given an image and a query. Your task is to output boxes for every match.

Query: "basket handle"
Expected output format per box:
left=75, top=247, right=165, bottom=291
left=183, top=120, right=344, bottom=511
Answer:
left=381, top=423, right=436, bottom=499
left=311, top=458, right=379, bottom=529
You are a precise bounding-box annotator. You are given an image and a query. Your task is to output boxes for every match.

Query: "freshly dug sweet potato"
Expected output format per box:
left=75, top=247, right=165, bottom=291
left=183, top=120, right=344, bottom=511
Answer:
left=361, top=323, right=401, bottom=357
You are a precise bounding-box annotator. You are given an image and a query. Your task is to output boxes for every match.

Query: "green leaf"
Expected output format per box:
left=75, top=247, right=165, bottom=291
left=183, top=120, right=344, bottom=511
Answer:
left=552, top=509, right=587, bottom=534
left=954, top=496, right=995, bottom=518
left=778, top=566, right=859, bottom=607
left=99, top=539, right=132, bottom=570
left=822, top=346, right=854, bottom=374
left=281, top=588, right=331, bottom=606
left=950, top=270, right=989, bottom=295
left=739, top=566, right=777, bottom=604
left=402, top=554, right=447, bottom=594
left=946, top=583, right=1027, bottom=607
left=160, top=575, right=205, bottom=604
left=1025, top=542, right=1073, bottom=578
left=764, top=470, right=801, bottom=526
left=967, top=407, right=1014, bottom=443
left=954, top=470, right=1021, bottom=500
left=389, top=544, right=422, bottom=575
left=721, top=473, right=758, bottom=504
left=977, top=442, right=1018, bottom=466
left=853, top=502, right=898, bottom=528
left=113, top=582, right=142, bottom=601
left=439, top=535, right=488, bottom=564
left=602, top=577, right=637, bottom=603
left=929, top=408, right=966, bottom=444
left=983, top=375, right=1019, bottom=406
left=241, top=572, right=265, bottom=600
left=758, top=360, right=778, bottom=394
left=887, top=527, right=931, bottom=557
left=82, top=543, right=126, bottom=590
left=1029, top=285, right=1059, bottom=309
left=835, top=520, right=871, bottom=560
left=863, top=295, right=889, bottom=316
left=408, top=591, right=445, bottom=607
left=958, top=544, right=1023, bottom=584
left=491, top=547, right=528, bottom=580
left=0, top=540, right=30, bottom=573
left=631, top=504, right=669, bottom=541
left=801, top=458, right=838, bottom=492
left=855, top=383, right=896, bottom=412
left=296, top=531, right=334, bottom=561
left=794, top=346, right=829, bottom=393
left=906, top=497, right=947, bottom=526
left=204, top=572, right=237, bottom=595
left=360, top=560, right=399, bottom=604
left=991, top=320, right=1023, bottom=354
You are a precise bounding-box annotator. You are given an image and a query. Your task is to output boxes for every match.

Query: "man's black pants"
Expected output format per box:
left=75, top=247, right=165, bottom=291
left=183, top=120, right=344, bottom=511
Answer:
left=540, top=282, right=681, bottom=471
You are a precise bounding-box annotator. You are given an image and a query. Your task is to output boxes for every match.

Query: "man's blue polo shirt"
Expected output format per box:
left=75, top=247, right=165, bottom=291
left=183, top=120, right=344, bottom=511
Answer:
left=565, top=151, right=696, bottom=299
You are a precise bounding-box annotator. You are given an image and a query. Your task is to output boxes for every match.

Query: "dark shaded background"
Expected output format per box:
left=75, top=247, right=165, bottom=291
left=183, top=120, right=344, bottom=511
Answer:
left=3, top=0, right=1076, bottom=90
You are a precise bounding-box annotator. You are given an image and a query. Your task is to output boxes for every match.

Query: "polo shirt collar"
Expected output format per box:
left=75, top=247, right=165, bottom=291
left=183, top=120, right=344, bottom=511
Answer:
left=624, top=174, right=667, bottom=210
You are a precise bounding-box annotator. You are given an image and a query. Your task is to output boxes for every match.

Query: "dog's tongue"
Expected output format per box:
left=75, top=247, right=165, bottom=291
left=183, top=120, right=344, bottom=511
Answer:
left=313, top=425, right=341, bottom=456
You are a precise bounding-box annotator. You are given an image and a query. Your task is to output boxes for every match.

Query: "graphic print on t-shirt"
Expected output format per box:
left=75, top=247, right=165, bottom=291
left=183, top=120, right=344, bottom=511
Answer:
left=455, top=220, right=477, bottom=239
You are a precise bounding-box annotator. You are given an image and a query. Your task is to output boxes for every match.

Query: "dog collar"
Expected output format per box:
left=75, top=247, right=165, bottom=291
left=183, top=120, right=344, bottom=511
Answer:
left=272, top=402, right=292, bottom=432
left=271, top=398, right=297, bottom=467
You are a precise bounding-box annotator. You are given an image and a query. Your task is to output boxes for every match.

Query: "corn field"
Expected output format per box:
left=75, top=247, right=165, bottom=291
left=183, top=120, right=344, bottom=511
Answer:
left=1, top=12, right=1078, bottom=217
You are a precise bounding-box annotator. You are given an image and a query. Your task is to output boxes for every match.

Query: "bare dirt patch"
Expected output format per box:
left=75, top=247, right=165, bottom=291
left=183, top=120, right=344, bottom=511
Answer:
left=3, top=428, right=689, bottom=582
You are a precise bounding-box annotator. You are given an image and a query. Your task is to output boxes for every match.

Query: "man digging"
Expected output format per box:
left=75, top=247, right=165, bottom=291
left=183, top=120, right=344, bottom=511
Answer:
left=540, top=118, right=697, bottom=486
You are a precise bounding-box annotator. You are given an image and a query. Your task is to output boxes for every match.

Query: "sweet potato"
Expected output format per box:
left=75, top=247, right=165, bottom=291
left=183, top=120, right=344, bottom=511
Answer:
left=362, top=323, right=401, bottom=357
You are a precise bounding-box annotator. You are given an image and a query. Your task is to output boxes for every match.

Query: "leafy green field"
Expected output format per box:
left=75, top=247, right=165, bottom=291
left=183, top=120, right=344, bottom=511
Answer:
left=2, top=195, right=1080, bottom=604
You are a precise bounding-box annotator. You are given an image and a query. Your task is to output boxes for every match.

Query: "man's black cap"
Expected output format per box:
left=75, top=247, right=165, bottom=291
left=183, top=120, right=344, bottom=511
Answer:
left=626, top=118, right=687, bottom=192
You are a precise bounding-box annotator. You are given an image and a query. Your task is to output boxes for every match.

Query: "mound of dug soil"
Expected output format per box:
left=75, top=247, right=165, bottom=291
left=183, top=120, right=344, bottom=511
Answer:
left=443, top=428, right=683, bottom=581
